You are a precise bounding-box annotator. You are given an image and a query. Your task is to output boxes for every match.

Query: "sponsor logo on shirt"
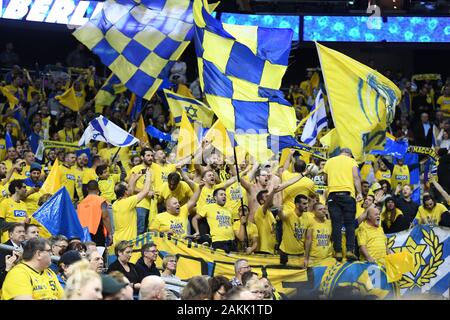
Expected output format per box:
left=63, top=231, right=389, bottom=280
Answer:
left=14, top=210, right=27, bottom=217
left=66, top=174, right=76, bottom=181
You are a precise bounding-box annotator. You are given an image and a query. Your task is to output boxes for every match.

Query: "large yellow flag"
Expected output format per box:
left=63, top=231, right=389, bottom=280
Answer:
left=203, top=120, right=234, bottom=158
left=384, top=251, right=415, bottom=283
left=136, top=115, right=149, bottom=145
left=41, top=159, right=62, bottom=194
left=55, top=86, right=80, bottom=111
left=176, top=111, right=199, bottom=160
left=316, top=43, right=401, bottom=162
left=0, top=86, right=19, bottom=108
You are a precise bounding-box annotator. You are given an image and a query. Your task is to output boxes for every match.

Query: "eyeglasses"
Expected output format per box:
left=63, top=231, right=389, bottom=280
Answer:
left=41, top=248, right=52, bottom=254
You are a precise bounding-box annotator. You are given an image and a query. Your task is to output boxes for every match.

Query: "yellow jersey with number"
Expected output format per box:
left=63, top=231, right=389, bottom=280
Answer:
left=198, top=203, right=235, bottom=242
left=149, top=205, right=190, bottom=238
left=2, top=263, right=63, bottom=300
left=280, top=210, right=314, bottom=255
left=308, top=218, right=333, bottom=266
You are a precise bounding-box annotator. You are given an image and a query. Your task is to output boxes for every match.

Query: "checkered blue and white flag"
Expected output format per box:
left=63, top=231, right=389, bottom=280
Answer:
left=301, top=89, right=328, bottom=146
left=79, top=115, right=139, bottom=147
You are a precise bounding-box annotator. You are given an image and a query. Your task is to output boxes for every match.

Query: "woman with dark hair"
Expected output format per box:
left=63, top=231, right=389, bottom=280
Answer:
left=208, top=275, right=232, bottom=300
left=107, top=240, right=140, bottom=293
left=381, top=197, right=408, bottom=233
left=65, top=242, right=87, bottom=258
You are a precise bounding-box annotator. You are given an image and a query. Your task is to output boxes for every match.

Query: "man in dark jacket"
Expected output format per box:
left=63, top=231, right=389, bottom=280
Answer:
left=135, top=242, right=160, bottom=282
left=0, top=223, right=25, bottom=287
left=394, top=184, right=419, bottom=224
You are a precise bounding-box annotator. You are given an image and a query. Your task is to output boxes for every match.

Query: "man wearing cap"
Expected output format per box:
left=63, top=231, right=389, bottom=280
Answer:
left=101, top=274, right=127, bottom=300
left=56, top=250, right=82, bottom=288
left=23, top=162, right=43, bottom=215
left=323, top=148, right=362, bottom=262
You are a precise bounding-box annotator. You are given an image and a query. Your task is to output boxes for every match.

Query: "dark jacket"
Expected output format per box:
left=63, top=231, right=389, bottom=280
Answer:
left=395, top=196, right=419, bottom=224
left=0, top=240, right=21, bottom=287
left=135, top=257, right=160, bottom=282
left=107, top=259, right=140, bottom=291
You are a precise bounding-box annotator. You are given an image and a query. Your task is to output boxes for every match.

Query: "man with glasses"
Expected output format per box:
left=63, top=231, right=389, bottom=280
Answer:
left=230, top=259, right=251, bottom=287
left=2, top=238, right=64, bottom=300
left=0, top=180, right=30, bottom=242
left=49, top=235, right=68, bottom=272
left=135, top=242, right=160, bottom=282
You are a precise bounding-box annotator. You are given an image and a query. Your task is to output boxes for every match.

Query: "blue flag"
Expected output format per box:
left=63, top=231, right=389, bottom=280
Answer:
left=28, top=131, right=42, bottom=155
left=5, top=131, right=14, bottom=149
left=371, top=137, right=409, bottom=159
left=403, top=153, right=420, bottom=205
left=32, top=187, right=90, bottom=241
left=146, top=125, right=174, bottom=143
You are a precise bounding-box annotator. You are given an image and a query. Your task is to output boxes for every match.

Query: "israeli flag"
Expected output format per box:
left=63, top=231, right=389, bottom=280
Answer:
left=79, top=115, right=139, bottom=147
left=301, top=90, right=328, bottom=146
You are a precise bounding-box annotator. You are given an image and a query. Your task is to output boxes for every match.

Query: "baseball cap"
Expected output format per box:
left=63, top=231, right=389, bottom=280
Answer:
left=59, top=250, right=82, bottom=266
left=30, top=162, right=42, bottom=172
left=371, top=182, right=382, bottom=192
left=101, top=274, right=126, bottom=296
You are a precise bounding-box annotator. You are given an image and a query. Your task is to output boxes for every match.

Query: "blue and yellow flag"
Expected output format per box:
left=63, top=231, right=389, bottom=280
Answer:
left=176, top=110, right=199, bottom=160
left=95, top=74, right=125, bottom=112
left=74, top=0, right=196, bottom=100
left=193, top=0, right=299, bottom=162
left=0, top=86, right=19, bottom=108
left=316, top=43, right=401, bottom=162
left=164, top=89, right=214, bottom=128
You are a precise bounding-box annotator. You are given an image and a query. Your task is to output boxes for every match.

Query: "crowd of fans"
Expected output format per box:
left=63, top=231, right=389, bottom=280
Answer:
left=0, top=42, right=449, bottom=300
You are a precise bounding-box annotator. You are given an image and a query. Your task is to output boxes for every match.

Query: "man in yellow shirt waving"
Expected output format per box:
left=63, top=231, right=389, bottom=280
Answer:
left=357, top=206, right=388, bottom=264
left=2, top=238, right=64, bottom=300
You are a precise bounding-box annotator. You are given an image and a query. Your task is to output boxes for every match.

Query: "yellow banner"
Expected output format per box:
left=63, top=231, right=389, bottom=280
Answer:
left=42, top=140, right=81, bottom=150
left=129, top=232, right=307, bottom=297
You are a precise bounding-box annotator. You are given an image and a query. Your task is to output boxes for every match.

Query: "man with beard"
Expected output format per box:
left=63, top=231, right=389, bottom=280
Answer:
left=152, top=150, right=176, bottom=192
left=128, top=148, right=158, bottom=235
left=394, top=184, right=419, bottom=224
left=23, top=163, right=43, bottom=215
left=0, top=180, right=30, bottom=242
left=357, top=206, right=388, bottom=264
left=74, top=153, right=89, bottom=200
left=59, top=151, right=78, bottom=201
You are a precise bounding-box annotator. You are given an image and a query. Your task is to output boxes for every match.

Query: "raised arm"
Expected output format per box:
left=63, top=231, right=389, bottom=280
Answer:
left=186, top=182, right=204, bottom=214
left=178, top=167, right=196, bottom=191
left=278, top=172, right=303, bottom=192
left=431, top=177, right=450, bottom=204
left=135, top=170, right=152, bottom=203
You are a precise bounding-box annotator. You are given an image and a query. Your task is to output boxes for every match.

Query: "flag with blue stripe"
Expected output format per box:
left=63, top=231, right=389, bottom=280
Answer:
left=301, top=89, right=328, bottom=146
left=79, top=115, right=139, bottom=147
left=371, top=135, right=409, bottom=159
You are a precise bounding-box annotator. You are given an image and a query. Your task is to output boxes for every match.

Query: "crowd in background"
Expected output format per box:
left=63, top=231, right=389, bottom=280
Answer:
left=0, top=41, right=449, bottom=300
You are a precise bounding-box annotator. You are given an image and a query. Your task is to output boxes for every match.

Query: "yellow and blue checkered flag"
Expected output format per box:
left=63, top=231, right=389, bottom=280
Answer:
left=193, top=0, right=299, bottom=162
left=316, top=42, right=401, bottom=162
left=164, top=89, right=214, bottom=127
left=73, top=0, right=195, bottom=100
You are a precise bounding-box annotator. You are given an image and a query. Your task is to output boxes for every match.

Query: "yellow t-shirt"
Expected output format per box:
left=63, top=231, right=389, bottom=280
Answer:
left=323, top=155, right=358, bottom=197
left=198, top=203, right=235, bottom=242
left=74, top=167, right=85, bottom=201
left=57, top=128, right=79, bottom=143
left=357, top=221, right=387, bottom=263
left=151, top=163, right=176, bottom=192
left=149, top=205, right=190, bottom=238
left=112, top=195, right=138, bottom=244
left=196, top=183, right=225, bottom=211
left=232, top=220, right=258, bottom=251
left=280, top=210, right=314, bottom=255
left=128, top=164, right=156, bottom=210
left=24, top=187, right=41, bottom=216
left=59, top=164, right=77, bottom=200
left=0, top=197, right=29, bottom=225
left=82, top=168, right=98, bottom=184
left=4, top=159, right=13, bottom=172
left=437, top=95, right=450, bottom=117
left=157, top=181, right=193, bottom=207
left=225, top=181, right=248, bottom=221
left=98, top=146, right=130, bottom=168
left=10, top=171, right=28, bottom=181
left=375, top=169, right=392, bottom=182
left=99, top=174, right=120, bottom=203
left=391, top=165, right=410, bottom=190
left=2, top=264, right=63, bottom=300
left=381, top=208, right=404, bottom=229
left=281, top=171, right=316, bottom=213
left=254, top=206, right=277, bottom=254
left=417, top=203, right=448, bottom=225
left=308, top=218, right=333, bottom=266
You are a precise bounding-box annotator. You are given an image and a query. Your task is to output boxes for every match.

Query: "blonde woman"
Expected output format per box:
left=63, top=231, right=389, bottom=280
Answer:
left=64, top=260, right=103, bottom=300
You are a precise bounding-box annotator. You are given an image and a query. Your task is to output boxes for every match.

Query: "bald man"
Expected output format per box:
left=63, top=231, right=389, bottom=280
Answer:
left=139, top=276, right=166, bottom=300
left=357, top=206, right=389, bottom=264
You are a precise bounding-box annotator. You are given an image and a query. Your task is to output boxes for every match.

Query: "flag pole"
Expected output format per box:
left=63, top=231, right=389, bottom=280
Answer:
left=233, top=146, right=249, bottom=250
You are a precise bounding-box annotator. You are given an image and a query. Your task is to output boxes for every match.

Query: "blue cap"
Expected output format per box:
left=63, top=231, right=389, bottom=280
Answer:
left=30, top=162, right=42, bottom=172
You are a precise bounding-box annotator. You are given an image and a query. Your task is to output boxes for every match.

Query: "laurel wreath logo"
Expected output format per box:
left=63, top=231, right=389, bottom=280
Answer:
left=397, top=228, right=444, bottom=289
